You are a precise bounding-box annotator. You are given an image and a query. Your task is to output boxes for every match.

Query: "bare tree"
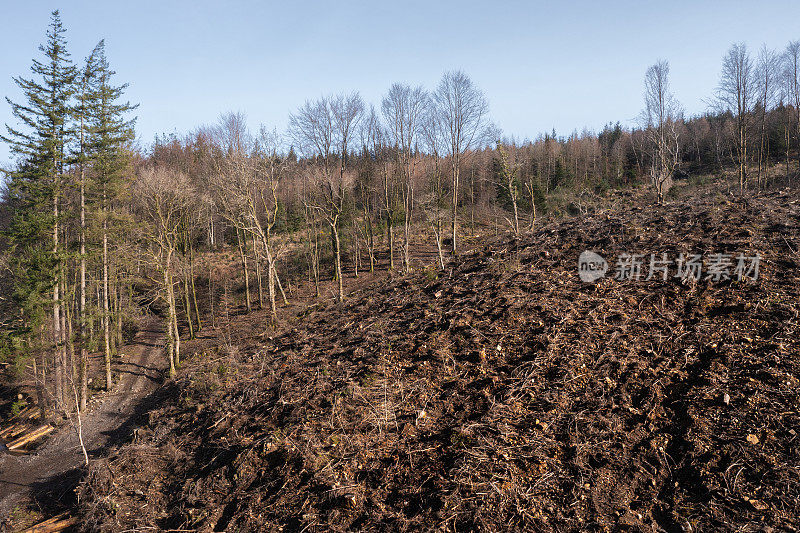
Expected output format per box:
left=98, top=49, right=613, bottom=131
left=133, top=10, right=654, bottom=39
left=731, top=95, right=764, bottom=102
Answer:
left=211, top=113, right=289, bottom=325
left=755, top=45, right=780, bottom=188
left=365, top=105, right=398, bottom=271
left=290, top=92, right=363, bottom=301
left=134, top=166, right=195, bottom=378
left=715, top=43, right=756, bottom=191
left=641, top=60, right=682, bottom=203
left=433, top=71, right=491, bottom=253
left=382, top=83, right=428, bottom=272
left=357, top=106, right=381, bottom=273
left=421, top=103, right=447, bottom=269
left=252, top=126, right=289, bottom=323
left=494, top=141, right=522, bottom=234
left=213, top=112, right=255, bottom=312
left=784, top=41, right=800, bottom=182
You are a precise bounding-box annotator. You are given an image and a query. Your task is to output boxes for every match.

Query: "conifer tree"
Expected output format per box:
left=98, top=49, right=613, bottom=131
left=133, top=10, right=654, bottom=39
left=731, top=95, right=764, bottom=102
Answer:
left=73, top=43, right=101, bottom=408
left=85, top=40, right=137, bottom=390
left=2, top=10, right=77, bottom=410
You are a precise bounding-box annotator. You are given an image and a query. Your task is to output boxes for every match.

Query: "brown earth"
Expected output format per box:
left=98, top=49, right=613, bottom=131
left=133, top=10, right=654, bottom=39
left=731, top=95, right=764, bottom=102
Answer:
left=76, top=182, right=800, bottom=531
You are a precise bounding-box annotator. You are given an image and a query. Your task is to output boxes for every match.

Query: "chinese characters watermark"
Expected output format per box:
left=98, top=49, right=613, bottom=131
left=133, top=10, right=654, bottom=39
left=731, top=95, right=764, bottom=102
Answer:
left=578, top=251, right=760, bottom=283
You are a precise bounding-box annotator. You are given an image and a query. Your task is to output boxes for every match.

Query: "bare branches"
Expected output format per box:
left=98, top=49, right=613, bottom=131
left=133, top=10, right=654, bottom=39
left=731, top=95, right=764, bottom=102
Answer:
left=714, top=44, right=757, bottom=191
left=134, top=166, right=194, bottom=376
left=641, top=60, right=682, bottom=203
left=289, top=93, right=364, bottom=301
left=434, top=71, right=492, bottom=160
left=382, top=83, right=429, bottom=272
left=433, top=70, right=493, bottom=253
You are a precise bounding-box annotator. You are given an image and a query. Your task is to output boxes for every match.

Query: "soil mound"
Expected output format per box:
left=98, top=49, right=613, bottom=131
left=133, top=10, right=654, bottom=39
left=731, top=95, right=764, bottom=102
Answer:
left=78, top=185, right=800, bottom=532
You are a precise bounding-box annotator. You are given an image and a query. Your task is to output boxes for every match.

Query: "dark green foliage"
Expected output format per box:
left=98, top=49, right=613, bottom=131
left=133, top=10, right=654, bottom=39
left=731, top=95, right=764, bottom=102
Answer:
left=85, top=40, right=137, bottom=199
left=1, top=11, right=76, bottom=334
left=550, top=158, right=571, bottom=189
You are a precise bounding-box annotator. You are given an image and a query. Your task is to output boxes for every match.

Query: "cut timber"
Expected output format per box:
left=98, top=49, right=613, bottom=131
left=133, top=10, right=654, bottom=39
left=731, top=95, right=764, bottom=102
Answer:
left=6, top=425, right=53, bottom=450
left=17, top=405, right=38, bottom=418
left=0, top=422, right=26, bottom=439
left=0, top=422, right=36, bottom=440
left=0, top=406, right=42, bottom=440
left=20, top=513, right=78, bottom=533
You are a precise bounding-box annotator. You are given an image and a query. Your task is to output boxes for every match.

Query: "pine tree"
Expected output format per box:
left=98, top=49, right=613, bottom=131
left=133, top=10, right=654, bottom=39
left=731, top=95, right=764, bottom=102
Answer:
left=72, top=43, right=101, bottom=409
left=84, top=40, right=137, bottom=390
left=1, top=10, right=77, bottom=411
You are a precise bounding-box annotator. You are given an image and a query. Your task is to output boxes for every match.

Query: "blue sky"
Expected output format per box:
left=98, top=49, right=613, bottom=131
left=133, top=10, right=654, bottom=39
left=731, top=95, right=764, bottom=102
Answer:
left=2, top=0, right=799, bottom=166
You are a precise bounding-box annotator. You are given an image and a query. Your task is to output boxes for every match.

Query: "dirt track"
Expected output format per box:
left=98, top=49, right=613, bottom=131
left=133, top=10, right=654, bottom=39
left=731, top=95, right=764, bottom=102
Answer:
left=0, top=323, right=165, bottom=520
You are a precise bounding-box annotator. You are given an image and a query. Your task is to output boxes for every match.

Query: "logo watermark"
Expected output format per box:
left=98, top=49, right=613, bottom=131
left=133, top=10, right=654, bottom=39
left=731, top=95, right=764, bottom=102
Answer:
left=578, top=251, right=761, bottom=282
left=578, top=250, right=609, bottom=282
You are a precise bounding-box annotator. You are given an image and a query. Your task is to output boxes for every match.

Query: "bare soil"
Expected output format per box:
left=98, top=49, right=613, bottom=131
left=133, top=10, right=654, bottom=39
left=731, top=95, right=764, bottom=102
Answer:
left=69, top=182, right=800, bottom=531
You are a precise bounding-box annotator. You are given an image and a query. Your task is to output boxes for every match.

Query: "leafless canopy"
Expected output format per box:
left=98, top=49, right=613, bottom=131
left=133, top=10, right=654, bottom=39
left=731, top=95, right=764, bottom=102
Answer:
left=433, top=70, right=491, bottom=160
left=432, top=70, right=492, bottom=252
left=641, top=60, right=682, bottom=202
left=714, top=43, right=756, bottom=190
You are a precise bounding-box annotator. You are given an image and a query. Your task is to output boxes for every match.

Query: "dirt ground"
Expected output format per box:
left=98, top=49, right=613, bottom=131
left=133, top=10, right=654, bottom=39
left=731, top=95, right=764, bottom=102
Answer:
left=56, top=182, right=800, bottom=530
left=0, top=322, right=166, bottom=529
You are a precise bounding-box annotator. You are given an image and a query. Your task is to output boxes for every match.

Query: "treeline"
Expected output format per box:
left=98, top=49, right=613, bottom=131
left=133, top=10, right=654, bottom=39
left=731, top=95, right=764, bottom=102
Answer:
left=2, top=12, right=800, bottom=424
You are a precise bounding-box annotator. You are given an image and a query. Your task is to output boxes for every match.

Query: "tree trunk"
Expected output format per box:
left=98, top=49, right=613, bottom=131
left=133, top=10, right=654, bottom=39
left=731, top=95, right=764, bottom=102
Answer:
left=403, top=200, right=412, bottom=273
left=190, top=242, right=202, bottom=331
left=208, top=263, right=216, bottom=329
left=79, top=167, right=88, bottom=411
left=236, top=227, right=251, bottom=312
left=353, top=226, right=359, bottom=278
left=116, top=284, right=123, bottom=349
left=172, top=275, right=181, bottom=367
left=387, top=216, right=394, bottom=271
left=451, top=160, right=459, bottom=254
left=333, top=222, right=344, bottom=301
left=164, top=265, right=176, bottom=378
left=275, top=268, right=288, bottom=305
left=53, top=194, right=64, bottom=411
left=32, top=343, right=46, bottom=421
left=253, top=233, right=264, bottom=309
left=434, top=215, right=445, bottom=270
left=511, top=185, right=520, bottom=235
left=103, top=206, right=112, bottom=391
left=261, top=236, right=278, bottom=324
left=60, top=275, right=71, bottom=406
left=63, top=277, right=75, bottom=389
left=312, top=224, right=320, bottom=297
left=183, top=267, right=194, bottom=339
left=366, top=212, right=375, bottom=272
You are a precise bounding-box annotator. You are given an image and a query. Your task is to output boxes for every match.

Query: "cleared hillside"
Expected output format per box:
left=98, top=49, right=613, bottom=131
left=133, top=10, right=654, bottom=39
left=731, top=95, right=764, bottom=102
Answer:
left=77, top=183, right=800, bottom=532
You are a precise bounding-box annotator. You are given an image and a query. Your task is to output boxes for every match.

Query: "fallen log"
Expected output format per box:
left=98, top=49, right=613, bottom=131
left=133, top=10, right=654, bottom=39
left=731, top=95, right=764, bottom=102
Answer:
left=0, top=423, right=24, bottom=439
left=17, top=405, right=36, bottom=417
left=0, top=422, right=35, bottom=440
left=6, top=425, right=53, bottom=450
left=20, top=513, right=78, bottom=533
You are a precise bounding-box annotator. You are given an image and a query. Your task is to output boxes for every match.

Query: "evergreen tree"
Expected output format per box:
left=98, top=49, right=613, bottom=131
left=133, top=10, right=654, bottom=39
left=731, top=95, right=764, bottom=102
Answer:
left=85, top=40, right=137, bottom=390
left=72, top=42, right=101, bottom=408
left=1, top=10, right=77, bottom=411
